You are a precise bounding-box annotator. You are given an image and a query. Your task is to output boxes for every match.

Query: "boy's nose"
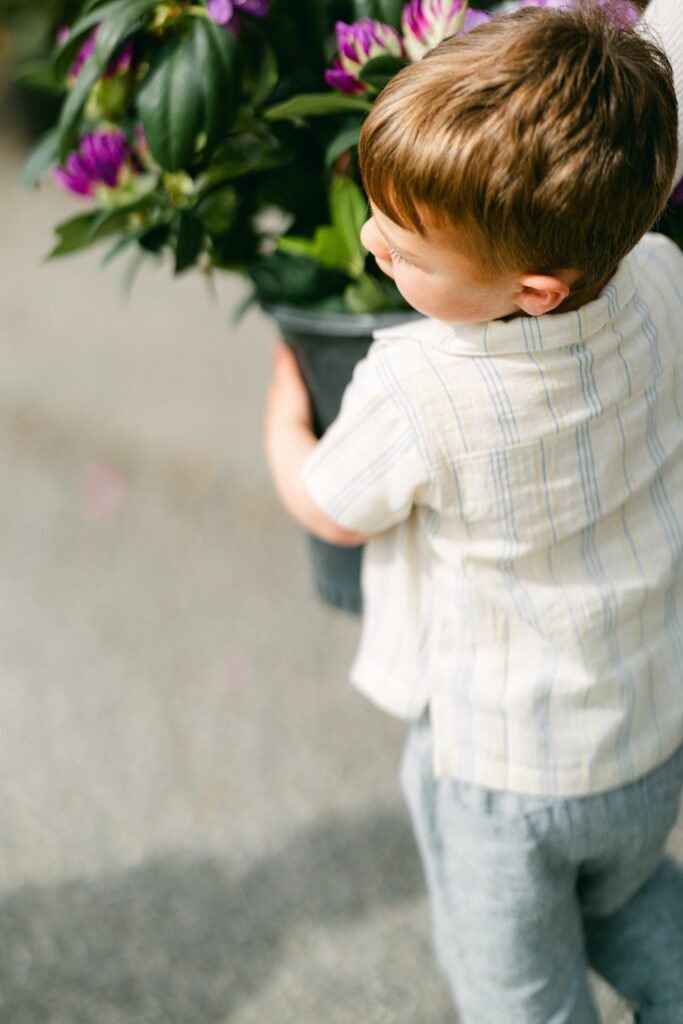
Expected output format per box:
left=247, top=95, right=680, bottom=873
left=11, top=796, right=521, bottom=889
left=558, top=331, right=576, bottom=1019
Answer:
left=360, top=217, right=388, bottom=260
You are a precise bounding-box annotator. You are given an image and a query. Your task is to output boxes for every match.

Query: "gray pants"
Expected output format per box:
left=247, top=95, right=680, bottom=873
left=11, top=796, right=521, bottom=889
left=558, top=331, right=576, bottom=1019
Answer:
left=400, top=714, right=683, bottom=1023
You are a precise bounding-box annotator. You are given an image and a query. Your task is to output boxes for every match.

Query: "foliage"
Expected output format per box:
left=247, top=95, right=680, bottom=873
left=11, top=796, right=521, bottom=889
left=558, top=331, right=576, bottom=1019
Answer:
left=21, top=0, right=431, bottom=313
left=20, top=0, right=673, bottom=318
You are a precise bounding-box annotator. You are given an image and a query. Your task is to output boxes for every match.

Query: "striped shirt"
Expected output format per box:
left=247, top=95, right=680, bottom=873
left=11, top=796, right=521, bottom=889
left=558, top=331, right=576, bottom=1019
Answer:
left=302, top=233, right=683, bottom=796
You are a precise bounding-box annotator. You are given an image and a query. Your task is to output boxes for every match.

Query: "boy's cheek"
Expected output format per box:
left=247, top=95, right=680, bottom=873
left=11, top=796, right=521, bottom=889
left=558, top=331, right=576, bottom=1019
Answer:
left=376, top=256, right=394, bottom=278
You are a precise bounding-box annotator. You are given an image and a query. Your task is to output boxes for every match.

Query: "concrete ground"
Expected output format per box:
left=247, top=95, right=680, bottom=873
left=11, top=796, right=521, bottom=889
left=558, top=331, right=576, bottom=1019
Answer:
left=0, top=98, right=679, bottom=1022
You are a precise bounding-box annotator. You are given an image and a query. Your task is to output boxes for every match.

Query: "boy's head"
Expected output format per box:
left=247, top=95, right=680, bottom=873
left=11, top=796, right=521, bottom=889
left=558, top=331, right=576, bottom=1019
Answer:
left=357, top=1, right=678, bottom=323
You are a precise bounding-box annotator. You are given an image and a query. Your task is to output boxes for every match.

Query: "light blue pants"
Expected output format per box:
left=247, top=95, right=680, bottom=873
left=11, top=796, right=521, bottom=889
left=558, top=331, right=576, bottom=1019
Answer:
left=400, top=713, right=683, bottom=1023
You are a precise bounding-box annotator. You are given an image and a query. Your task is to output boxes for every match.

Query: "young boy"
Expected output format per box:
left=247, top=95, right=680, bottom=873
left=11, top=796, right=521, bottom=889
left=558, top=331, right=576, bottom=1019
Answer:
left=264, top=3, right=683, bottom=1020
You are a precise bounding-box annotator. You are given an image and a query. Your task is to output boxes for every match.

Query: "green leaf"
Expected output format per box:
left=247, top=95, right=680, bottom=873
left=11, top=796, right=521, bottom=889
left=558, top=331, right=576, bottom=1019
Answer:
left=138, top=14, right=239, bottom=172
left=101, top=228, right=149, bottom=266
left=324, top=119, right=363, bottom=170
left=272, top=177, right=369, bottom=277
left=139, top=224, right=172, bottom=252
left=54, top=0, right=141, bottom=77
left=197, top=185, right=238, bottom=235
left=20, top=128, right=60, bottom=188
left=57, top=54, right=102, bottom=162
left=277, top=225, right=347, bottom=270
left=357, top=54, right=408, bottom=90
left=247, top=252, right=348, bottom=305
left=275, top=235, right=318, bottom=261
left=344, top=272, right=388, bottom=313
left=138, top=31, right=205, bottom=171
left=81, top=0, right=131, bottom=13
left=175, top=209, right=204, bottom=273
left=48, top=211, right=103, bottom=259
left=191, top=16, right=240, bottom=156
left=48, top=195, right=156, bottom=258
left=57, top=0, right=155, bottom=161
left=329, top=177, right=368, bottom=277
left=264, top=92, right=373, bottom=121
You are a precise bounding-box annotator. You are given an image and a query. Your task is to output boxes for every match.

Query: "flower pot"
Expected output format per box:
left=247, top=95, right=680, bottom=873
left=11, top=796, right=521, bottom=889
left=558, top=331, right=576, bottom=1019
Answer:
left=264, top=303, right=422, bottom=615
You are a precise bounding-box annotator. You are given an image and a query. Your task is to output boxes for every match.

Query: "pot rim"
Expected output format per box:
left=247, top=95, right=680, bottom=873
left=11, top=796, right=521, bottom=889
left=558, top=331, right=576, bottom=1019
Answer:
left=261, top=302, right=423, bottom=338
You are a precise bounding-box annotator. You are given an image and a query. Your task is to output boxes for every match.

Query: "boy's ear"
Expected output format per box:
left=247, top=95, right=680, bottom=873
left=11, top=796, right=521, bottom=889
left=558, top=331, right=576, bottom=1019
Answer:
left=514, top=273, right=571, bottom=316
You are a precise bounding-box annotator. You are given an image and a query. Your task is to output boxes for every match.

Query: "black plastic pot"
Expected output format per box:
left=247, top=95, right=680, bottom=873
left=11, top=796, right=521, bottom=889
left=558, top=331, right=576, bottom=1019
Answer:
left=264, top=303, right=422, bottom=615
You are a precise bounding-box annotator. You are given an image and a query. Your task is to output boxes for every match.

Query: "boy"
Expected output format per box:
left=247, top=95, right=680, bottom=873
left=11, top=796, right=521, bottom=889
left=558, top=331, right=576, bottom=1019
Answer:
left=264, top=3, right=683, bottom=1021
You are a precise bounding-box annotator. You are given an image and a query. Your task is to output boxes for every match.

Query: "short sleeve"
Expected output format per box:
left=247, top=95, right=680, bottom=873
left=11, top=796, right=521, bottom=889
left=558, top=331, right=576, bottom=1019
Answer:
left=302, top=343, right=432, bottom=535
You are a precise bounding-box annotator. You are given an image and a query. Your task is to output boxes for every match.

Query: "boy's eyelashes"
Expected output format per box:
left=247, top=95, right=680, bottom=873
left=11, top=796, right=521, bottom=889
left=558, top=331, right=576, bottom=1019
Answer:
left=388, top=247, right=412, bottom=266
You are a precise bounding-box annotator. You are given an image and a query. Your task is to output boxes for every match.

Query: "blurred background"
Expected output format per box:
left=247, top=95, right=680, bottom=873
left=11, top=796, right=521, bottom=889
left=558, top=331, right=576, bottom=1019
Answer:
left=0, top=4, right=675, bottom=1022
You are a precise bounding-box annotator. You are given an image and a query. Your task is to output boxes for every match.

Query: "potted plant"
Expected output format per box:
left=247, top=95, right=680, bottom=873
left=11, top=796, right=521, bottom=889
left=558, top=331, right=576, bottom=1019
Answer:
left=20, top=0, right=683, bottom=611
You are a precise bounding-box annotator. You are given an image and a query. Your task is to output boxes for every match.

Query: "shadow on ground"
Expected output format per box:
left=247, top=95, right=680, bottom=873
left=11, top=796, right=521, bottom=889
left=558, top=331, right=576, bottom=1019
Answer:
left=0, top=806, right=424, bottom=1024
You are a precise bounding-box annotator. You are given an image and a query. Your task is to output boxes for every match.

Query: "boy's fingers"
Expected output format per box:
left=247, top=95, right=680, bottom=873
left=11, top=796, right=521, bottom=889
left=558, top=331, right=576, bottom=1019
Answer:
left=272, top=340, right=297, bottom=369
left=266, top=340, right=312, bottom=426
left=272, top=341, right=307, bottom=388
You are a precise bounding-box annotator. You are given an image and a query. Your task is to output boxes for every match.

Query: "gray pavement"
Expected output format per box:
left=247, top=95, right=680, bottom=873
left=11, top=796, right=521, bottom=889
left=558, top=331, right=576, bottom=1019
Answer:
left=0, top=103, right=678, bottom=1022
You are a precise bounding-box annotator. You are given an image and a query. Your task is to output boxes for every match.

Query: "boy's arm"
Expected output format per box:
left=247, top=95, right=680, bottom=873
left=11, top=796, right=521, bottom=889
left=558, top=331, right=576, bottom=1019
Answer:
left=263, top=342, right=370, bottom=547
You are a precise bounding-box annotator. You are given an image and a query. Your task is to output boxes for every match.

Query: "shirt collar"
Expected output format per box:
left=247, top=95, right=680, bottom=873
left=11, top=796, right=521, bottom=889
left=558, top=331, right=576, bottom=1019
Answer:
left=373, top=251, right=637, bottom=356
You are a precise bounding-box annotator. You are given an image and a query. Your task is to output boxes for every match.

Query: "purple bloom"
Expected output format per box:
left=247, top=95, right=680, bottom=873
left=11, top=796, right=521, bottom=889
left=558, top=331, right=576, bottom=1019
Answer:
left=70, top=29, right=96, bottom=76
left=402, top=1, right=490, bottom=62
left=59, top=25, right=134, bottom=80
left=207, top=0, right=269, bottom=30
left=326, top=18, right=404, bottom=93
left=463, top=9, right=491, bottom=30
left=207, top=0, right=234, bottom=23
left=54, top=130, right=134, bottom=196
left=325, top=58, right=368, bottom=95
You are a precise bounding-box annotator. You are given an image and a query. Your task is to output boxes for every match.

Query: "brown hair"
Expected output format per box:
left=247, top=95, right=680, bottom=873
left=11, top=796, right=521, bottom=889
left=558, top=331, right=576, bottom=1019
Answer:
left=358, top=2, right=678, bottom=286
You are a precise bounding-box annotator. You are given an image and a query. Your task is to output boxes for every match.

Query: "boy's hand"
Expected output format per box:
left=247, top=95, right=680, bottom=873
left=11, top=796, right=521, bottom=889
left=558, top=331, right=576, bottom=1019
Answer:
left=264, top=341, right=313, bottom=451
left=263, top=341, right=369, bottom=548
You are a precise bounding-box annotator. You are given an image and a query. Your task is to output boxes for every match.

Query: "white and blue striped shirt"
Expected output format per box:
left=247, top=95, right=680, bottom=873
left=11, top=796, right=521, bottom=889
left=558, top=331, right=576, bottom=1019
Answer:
left=303, top=233, right=683, bottom=796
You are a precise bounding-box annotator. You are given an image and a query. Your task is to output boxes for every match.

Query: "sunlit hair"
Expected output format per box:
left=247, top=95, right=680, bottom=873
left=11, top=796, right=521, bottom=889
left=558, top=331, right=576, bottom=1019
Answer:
left=358, top=2, right=678, bottom=287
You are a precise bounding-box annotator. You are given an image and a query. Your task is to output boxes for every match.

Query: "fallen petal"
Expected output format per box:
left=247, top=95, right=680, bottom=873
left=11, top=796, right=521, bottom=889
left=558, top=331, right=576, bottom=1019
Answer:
left=82, top=461, right=130, bottom=522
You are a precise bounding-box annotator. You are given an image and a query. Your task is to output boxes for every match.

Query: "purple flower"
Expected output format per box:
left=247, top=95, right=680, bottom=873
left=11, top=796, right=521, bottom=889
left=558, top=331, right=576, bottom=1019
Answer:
left=463, top=9, right=491, bottom=30
left=54, top=130, right=134, bottom=196
left=59, top=25, right=134, bottom=80
left=402, top=1, right=490, bottom=62
left=207, top=0, right=269, bottom=30
left=325, top=18, right=404, bottom=93
left=70, top=29, right=96, bottom=76
left=325, top=58, right=369, bottom=95
left=207, top=0, right=234, bottom=23
left=672, top=178, right=683, bottom=206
